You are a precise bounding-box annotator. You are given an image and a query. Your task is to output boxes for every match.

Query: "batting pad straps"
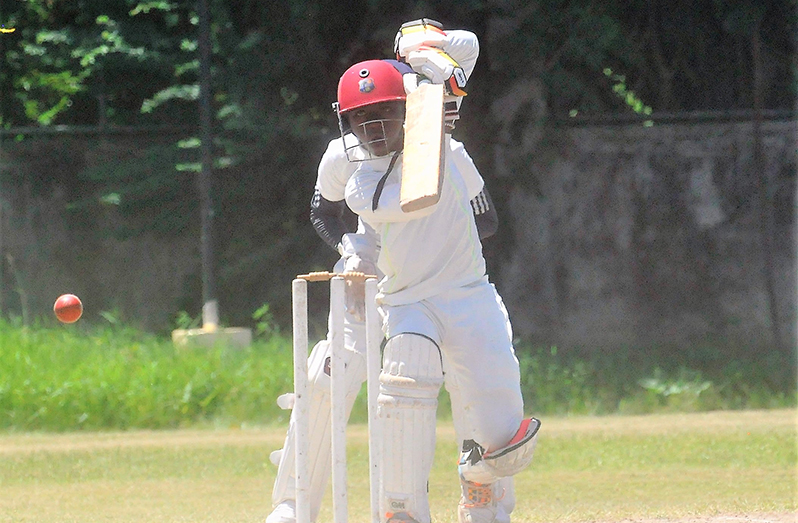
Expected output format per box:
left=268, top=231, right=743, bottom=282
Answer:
left=379, top=334, right=443, bottom=403
left=379, top=375, right=442, bottom=402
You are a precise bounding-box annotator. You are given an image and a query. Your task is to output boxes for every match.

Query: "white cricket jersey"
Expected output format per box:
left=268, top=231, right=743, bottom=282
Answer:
left=316, top=134, right=485, bottom=256
left=316, top=133, right=362, bottom=202
left=345, top=136, right=486, bottom=305
left=317, top=134, right=483, bottom=202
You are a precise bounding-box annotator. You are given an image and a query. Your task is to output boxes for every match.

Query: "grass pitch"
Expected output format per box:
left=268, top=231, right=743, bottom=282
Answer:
left=0, top=409, right=794, bottom=523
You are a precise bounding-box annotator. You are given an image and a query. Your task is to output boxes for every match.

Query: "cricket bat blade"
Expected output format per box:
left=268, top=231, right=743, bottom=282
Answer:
left=400, top=82, right=445, bottom=212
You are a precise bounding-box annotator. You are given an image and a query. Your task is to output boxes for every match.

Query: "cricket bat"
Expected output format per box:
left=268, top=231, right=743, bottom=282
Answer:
left=400, top=82, right=445, bottom=212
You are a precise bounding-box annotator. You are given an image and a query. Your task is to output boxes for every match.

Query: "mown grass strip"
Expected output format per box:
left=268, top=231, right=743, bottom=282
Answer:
left=0, top=410, right=794, bottom=523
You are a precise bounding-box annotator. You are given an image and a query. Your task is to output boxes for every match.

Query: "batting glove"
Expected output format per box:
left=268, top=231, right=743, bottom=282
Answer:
left=394, top=18, right=447, bottom=58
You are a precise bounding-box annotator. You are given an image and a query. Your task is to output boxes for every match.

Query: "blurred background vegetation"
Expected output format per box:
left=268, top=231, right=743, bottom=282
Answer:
left=0, top=319, right=792, bottom=431
left=2, top=0, right=795, bottom=127
left=0, top=1, right=795, bottom=429
left=1, top=0, right=793, bottom=324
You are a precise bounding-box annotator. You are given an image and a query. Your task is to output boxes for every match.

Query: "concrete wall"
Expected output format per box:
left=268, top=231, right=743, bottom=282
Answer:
left=0, top=118, right=795, bottom=351
left=494, top=119, right=795, bottom=350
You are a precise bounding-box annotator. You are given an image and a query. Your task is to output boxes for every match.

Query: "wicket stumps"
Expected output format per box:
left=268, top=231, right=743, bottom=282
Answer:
left=291, top=272, right=382, bottom=523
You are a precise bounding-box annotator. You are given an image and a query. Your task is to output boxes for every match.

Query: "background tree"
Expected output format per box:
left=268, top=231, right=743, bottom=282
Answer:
left=0, top=0, right=794, bottom=331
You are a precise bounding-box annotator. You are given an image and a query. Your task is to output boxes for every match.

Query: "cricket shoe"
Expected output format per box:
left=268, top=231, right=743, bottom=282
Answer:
left=266, top=500, right=296, bottom=523
left=457, top=477, right=511, bottom=523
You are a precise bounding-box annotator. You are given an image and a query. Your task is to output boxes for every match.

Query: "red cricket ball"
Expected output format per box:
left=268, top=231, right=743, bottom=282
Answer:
left=54, top=294, right=83, bottom=323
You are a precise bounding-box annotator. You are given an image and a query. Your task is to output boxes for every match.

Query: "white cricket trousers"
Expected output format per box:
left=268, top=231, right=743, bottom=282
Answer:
left=381, top=277, right=524, bottom=452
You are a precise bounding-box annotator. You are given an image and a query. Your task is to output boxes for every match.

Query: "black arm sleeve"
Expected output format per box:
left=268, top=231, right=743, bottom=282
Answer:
left=310, top=187, right=355, bottom=252
left=471, top=186, right=499, bottom=240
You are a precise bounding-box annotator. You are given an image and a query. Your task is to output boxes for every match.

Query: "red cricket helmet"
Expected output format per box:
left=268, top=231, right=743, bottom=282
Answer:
left=336, top=59, right=407, bottom=114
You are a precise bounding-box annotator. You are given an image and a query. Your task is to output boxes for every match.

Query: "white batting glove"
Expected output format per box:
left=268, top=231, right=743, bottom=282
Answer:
left=405, top=47, right=468, bottom=96
left=394, top=18, right=447, bottom=58
left=342, top=255, right=377, bottom=322
left=339, top=233, right=378, bottom=322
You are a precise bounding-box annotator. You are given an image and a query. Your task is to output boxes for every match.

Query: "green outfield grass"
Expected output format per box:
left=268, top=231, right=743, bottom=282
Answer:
left=0, top=409, right=794, bottom=523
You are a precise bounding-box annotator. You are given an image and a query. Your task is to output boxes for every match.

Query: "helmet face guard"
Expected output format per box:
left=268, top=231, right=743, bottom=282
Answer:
left=334, top=60, right=409, bottom=161
left=333, top=103, right=403, bottom=161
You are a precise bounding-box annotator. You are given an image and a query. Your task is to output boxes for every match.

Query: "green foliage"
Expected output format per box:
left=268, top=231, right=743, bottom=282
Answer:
left=3, top=0, right=794, bottom=128
left=639, top=368, right=712, bottom=399
left=602, top=67, right=653, bottom=125
left=252, top=303, right=280, bottom=339
left=73, top=140, right=197, bottom=237
left=484, top=0, right=643, bottom=117
left=1, top=0, right=195, bottom=127
left=0, top=2, right=794, bottom=403
left=0, top=320, right=793, bottom=432
left=0, top=318, right=293, bottom=431
left=174, top=310, right=201, bottom=330
left=514, top=343, right=796, bottom=417
left=140, top=84, right=199, bottom=113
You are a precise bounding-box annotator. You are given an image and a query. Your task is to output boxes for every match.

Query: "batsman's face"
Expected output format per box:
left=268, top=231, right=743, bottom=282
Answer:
left=346, top=101, right=405, bottom=157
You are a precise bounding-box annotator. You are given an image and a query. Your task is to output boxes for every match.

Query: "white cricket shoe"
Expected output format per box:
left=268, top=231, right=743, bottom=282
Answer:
left=457, top=477, right=511, bottom=523
left=266, top=500, right=296, bottom=523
